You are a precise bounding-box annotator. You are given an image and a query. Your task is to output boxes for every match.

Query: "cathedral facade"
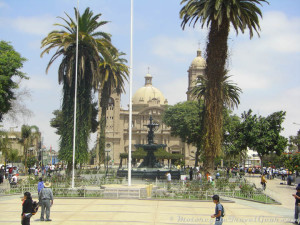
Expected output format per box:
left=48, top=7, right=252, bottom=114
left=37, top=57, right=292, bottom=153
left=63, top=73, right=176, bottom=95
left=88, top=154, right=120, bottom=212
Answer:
left=97, top=49, right=206, bottom=166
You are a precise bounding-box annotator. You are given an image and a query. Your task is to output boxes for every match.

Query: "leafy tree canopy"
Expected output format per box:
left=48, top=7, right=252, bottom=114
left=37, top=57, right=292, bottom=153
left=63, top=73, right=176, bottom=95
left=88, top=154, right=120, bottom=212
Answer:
left=0, top=41, right=28, bottom=121
left=289, top=130, right=300, bottom=152
left=241, top=110, right=288, bottom=159
left=163, top=100, right=204, bottom=147
left=50, top=102, right=99, bottom=135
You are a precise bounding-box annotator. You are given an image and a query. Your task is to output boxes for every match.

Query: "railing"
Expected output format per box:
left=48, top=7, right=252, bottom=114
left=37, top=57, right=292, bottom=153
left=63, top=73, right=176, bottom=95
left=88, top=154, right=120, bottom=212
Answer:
left=152, top=189, right=278, bottom=204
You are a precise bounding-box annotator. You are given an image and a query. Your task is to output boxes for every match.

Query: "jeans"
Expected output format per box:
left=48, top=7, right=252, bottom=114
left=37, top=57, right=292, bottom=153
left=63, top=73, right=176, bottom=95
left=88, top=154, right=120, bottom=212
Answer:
left=295, top=205, right=300, bottom=221
left=40, top=199, right=51, bottom=220
left=215, top=218, right=223, bottom=225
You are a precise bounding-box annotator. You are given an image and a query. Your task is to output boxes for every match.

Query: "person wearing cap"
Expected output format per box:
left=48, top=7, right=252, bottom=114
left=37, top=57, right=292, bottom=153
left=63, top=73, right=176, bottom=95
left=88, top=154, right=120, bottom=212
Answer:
left=211, top=195, right=224, bottom=225
left=292, top=186, right=300, bottom=225
left=38, top=181, right=53, bottom=221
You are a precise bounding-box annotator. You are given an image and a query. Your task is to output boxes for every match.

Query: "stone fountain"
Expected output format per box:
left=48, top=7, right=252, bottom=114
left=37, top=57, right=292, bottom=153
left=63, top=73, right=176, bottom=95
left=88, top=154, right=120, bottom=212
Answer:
left=117, top=116, right=181, bottom=179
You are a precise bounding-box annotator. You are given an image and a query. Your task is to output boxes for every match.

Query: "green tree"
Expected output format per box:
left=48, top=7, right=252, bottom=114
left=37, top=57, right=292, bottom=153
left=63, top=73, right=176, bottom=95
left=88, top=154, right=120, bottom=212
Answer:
left=191, top=73, right=242, bottom=110
left=163, top=100, right=204, bottom=167
left=98, top=50, right=129, bottom=164
left=50, top=102, right=99, bottom=135
left=19, top=125, right=39, bottom=173
left=0, top=130, right=11, bottom=169
left=281, top=153, right=300, bottom=173
left=26, top=155, right=37, bottom=169
left=7, top=149, right=19, bottom=166
left=289, top=130, right=300, bottom=152
left=241, top=110, right=288, bottom=168
left=222, top=110, right=247, bottom=167
left=180, top=0, right=268, bottom=173
left=41, top=8, right=113, bottom=170
left=0, top=41, right=28, bottom=121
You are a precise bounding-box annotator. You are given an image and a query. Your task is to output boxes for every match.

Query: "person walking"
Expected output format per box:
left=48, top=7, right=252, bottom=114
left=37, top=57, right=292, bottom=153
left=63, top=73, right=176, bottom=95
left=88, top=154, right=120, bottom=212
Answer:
left=261, top=173, right=267, bottom=190
left=211, top=195, right=224, bottom=225
left=292, top=186, right=300, bottom=225
left=38, top=177, right=44, bottom=194
left=189, top=167, right=193, bottom=181
left=21, top=192, right=33, bottom=225
left=39, top=181, right=53, bottom=221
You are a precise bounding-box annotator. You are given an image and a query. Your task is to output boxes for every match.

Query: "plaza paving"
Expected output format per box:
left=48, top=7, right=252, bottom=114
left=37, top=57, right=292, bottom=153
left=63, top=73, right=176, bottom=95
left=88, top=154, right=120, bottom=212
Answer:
left=0, top=176, right=297, bottom=225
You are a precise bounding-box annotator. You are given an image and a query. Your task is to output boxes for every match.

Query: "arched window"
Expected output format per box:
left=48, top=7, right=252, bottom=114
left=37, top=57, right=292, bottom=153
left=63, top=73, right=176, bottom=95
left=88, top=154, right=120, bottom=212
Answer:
left=108, top=97, right=115, bottom=109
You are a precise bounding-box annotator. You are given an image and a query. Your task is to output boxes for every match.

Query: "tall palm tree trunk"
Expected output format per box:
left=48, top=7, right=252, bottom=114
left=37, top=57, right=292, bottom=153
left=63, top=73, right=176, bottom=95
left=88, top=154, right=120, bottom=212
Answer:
left=98, top=84, right=110, bottom=166
left=59, top=63, right=92, bottom=174
left=203, top=18, right=229, bottom=174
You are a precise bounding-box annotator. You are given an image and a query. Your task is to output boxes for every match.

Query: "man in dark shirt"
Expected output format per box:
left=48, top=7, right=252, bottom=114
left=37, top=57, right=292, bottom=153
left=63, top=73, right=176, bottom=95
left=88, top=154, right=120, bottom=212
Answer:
left=292, top=186, right=300, bottom=225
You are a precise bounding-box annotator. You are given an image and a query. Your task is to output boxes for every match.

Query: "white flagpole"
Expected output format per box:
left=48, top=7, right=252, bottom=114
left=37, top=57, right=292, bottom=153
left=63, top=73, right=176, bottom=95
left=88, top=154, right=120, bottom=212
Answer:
left=128, top=0, right=133, bottom=186
left=72, top=0, right=79, bottom=189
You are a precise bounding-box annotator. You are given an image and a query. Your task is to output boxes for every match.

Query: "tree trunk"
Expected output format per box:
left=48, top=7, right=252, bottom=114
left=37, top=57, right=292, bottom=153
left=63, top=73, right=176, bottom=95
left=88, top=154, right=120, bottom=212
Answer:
left=194, top=148, right=200, bottom=168
left=202, top=18, right=230, bottom=174
left=98, top=84, right=110, bottom=166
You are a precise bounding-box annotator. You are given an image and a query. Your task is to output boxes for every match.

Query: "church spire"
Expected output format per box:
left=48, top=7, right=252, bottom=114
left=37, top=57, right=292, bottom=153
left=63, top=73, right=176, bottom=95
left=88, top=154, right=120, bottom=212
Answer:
left=145, top=70, right=152, bottom=86
left=197, top=49, right=202, bottom=57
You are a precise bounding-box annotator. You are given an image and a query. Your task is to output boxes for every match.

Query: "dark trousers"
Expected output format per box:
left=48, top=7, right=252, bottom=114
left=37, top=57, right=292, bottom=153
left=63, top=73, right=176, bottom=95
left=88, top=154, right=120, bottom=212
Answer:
left=22, top=217, right=30, bottom=225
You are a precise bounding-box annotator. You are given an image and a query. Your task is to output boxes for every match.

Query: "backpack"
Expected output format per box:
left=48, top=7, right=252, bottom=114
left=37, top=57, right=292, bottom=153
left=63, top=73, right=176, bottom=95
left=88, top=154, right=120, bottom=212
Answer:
left=221, top=204, right=225, bottom=217
left=31, top=201, right=39, bottom=215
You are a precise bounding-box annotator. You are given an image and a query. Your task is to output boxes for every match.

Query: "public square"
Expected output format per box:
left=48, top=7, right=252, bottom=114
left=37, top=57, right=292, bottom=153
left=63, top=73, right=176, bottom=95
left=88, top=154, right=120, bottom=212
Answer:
left=0, top=176, right=297, bottom=225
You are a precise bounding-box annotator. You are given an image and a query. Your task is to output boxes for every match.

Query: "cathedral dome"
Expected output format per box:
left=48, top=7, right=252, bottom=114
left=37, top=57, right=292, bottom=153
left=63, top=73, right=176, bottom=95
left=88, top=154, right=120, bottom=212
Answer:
left=132, top=73, right=167, bottom=105
left=191, top=49, right=206, bottom=68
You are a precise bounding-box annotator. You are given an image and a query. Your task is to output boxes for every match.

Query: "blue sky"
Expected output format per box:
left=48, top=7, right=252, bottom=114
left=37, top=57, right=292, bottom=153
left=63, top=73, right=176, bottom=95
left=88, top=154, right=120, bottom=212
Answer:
left=1, top=0, right=300, bottom=150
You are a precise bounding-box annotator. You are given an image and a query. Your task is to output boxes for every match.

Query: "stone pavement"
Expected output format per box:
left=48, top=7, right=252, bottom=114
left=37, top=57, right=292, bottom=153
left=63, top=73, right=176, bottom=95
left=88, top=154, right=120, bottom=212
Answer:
left=245, top=175, right=298, bottom=210
left=0, top=175, right=297, bottom=225
left=0, top=194, right=295, bottom=225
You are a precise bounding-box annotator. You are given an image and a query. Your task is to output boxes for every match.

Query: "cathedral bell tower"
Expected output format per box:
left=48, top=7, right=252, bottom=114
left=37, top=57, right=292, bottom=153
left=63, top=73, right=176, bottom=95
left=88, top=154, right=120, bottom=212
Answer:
left=187, top=49, right=206, bottom=101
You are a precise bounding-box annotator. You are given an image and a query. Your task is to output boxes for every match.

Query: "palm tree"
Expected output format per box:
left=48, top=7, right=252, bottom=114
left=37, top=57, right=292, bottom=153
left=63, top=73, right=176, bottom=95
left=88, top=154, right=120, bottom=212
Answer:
left=180, top=0, right=268, bottom=173
left=19, top=125, right=39, bottom=173
left=41, top=8, right=113, bottom=170
left=98, top=50, right=129, bottom=164
left=191, top=73, right=242, bottom=110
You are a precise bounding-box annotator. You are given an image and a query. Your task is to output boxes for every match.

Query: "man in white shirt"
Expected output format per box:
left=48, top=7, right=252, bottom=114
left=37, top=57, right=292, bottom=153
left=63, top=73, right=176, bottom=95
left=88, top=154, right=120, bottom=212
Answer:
left=10, top=174, right=18, bottom=185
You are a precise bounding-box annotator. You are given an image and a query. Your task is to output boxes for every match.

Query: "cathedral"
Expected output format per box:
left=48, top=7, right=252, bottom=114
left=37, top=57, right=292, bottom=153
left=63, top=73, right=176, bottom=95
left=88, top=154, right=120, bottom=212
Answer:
left=97, top=49, right=206, bottom=166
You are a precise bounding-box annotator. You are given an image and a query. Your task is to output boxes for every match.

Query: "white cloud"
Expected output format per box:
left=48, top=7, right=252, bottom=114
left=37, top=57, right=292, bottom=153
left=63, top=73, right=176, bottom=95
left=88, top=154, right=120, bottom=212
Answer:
left=23, top=75, right=55, bottom=91
left=161, top=77, right=188, bottom=105
left=259, top=11, right=300, bottom=53
left=151, top=36, right=196, bottom=62
left=11, top=15, right=56, bottom=36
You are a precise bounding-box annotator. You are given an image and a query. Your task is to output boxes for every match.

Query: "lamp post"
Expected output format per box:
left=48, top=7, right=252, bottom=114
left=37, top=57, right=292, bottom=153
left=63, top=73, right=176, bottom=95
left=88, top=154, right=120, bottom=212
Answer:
left=71, top=0, right=80, bottom=189
left=128, top=0, right=133, bottom=187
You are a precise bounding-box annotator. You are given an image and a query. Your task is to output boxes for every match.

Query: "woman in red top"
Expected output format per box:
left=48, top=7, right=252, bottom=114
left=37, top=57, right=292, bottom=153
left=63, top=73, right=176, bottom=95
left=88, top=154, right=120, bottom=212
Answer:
left=21, top=192, right=33, bottom=225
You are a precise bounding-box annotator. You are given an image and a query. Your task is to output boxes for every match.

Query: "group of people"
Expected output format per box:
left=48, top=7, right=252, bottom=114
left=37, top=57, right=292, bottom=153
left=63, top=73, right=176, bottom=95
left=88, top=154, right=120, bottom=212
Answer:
left=0, top=166, right=18, bottom=185
left=21, top=177, right=54, bottom=225
left=30, top=164, right=61, bottom=177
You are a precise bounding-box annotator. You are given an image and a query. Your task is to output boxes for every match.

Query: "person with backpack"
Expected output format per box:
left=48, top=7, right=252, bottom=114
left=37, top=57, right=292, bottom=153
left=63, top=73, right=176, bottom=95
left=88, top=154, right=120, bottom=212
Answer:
left=21, top=192, right=33, bottom=225
left=211, top=195, right=224, bottom=225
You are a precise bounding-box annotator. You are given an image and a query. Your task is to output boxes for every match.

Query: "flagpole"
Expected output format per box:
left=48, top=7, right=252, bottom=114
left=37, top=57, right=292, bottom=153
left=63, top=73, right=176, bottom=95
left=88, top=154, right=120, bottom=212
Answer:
left=72, top=0, right=79, bottom=189
left=128, top=0, right=133, bottom=186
